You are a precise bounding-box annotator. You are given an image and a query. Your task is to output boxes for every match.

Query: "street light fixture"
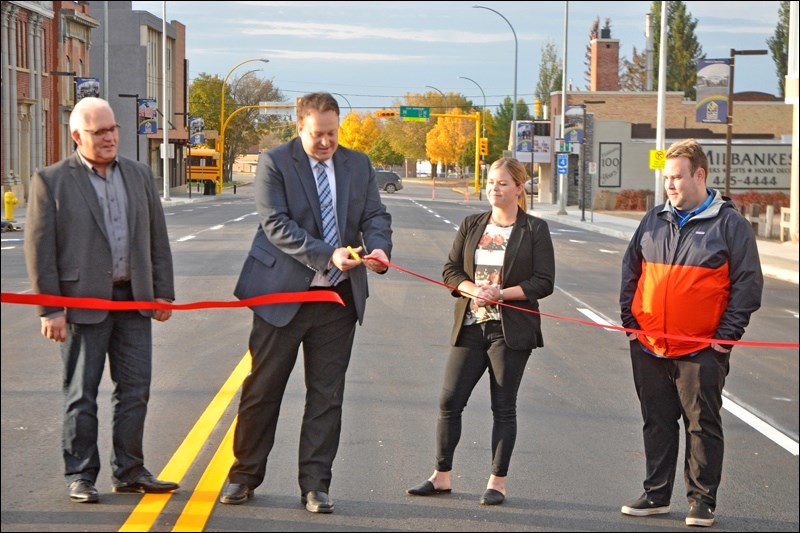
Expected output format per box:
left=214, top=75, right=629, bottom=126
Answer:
left=426, top=85, right=447, bottom=180
left=218, top=58, right=269, bottom=192
left=118, top=93, right=140, bottom=162
left=459, top=76, right=487, bottom=197
left=473, top=5, right=517, bottom=160
left=724, top=48, right=768, bottom=197
left=331, top=92, right=353, bottom=116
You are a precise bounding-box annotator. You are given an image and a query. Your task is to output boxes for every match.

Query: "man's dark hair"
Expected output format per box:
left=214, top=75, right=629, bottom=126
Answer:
left=297, top=92, right=339, bottom=121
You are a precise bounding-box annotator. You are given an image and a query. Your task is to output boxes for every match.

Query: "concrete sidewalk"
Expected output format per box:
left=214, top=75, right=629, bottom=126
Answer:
left=529, top=200, right=799, bottom=285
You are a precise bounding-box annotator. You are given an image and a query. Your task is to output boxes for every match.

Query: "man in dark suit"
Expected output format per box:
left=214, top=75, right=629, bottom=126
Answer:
left=24, top=97, right=179, bottom=503
left=220, top=92, right=393, bottom=513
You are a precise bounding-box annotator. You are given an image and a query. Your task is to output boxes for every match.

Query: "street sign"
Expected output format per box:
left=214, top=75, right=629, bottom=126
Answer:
left=400, top=106, right=430, bottom=122
left=556, top=152, right=569, bottom=174
left=649, top=149, right=667, bottom=170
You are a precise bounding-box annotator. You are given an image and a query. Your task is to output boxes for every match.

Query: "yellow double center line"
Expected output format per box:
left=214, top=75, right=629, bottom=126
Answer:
left=119, top=353, right=251, bottom=532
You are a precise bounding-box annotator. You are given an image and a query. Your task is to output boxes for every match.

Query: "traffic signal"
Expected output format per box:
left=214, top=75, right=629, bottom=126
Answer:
left=374, top=109, right=399, bottom=118
left=479, top=137, right=489, bottom=156
left=534, top=98, right=542, bottom=119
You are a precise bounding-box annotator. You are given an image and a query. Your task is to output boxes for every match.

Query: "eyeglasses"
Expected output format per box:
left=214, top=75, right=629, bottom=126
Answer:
left=83, top=124, right=120, bottom=137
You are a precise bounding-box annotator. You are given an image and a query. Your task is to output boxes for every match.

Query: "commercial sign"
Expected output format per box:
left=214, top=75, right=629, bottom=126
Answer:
left=704, top=144, right=791, bottom=191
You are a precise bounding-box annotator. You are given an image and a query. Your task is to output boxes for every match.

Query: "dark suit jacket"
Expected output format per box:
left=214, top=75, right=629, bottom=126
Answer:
left=24, top=153, right=175, bottom=323
left=234, top=138, right=392, bottom=326
left=443, top=209, right=555, bottom=350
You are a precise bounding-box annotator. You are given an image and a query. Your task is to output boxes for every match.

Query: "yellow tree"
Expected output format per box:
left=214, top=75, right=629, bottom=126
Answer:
left=339, top=113, right=380, bottom=153
left=426, top=108, right=473, bottom=171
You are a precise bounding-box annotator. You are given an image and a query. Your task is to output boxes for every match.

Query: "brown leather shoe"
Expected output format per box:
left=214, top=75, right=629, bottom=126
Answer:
left=112, top=473, right=179, bottom=494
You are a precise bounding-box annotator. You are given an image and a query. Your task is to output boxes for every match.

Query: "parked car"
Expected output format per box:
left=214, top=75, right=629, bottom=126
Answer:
left=375, top=170, right=403, bottom=193
left=524, top=177, right=539, bottom=195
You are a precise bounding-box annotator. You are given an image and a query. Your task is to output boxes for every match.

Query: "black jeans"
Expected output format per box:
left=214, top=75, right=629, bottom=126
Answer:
left=61, top=283, right=152, bottom=485
left=435, top=321, right=531, bottom=477
left=630, top=341, right=730, bottom=508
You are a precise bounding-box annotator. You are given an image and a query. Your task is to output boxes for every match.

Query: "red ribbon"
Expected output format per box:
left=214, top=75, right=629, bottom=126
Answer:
left=373, top=258, right=799, bottom=350
left=0, top=291, right=343, bottom=311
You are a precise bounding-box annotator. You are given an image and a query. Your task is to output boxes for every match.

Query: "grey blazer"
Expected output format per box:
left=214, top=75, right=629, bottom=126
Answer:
left=24, top=152, right=174, bottom=323
left=234, top=138, right=392, bottom=326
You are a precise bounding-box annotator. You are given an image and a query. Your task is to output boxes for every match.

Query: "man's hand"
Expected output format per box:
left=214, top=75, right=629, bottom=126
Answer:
left=711, top=343, right=731, bottom=353
left=152, top=298, right=172, bottom=322
left=41, top=315, right=67, bottom=342
left=362, top=248, right=389, bottom=274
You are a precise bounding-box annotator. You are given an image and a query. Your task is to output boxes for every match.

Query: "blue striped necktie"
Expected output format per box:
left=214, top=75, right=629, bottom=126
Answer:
left=315, top=162, right=342, bottom=285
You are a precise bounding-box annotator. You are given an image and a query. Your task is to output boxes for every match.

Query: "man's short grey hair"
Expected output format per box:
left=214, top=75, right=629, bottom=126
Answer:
left=69, top=97, right=115, bottom=135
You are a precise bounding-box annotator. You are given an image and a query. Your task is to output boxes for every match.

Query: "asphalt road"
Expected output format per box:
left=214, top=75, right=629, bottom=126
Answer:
left=1, top=180, right=797, bottom=532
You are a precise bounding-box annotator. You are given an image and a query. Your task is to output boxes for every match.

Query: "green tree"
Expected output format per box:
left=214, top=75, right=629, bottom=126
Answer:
left=535, top=40, right=563, bottom=115
left=189, top=72, right=281, bottom=181
left=767, top=0, right=790, bottom=97
left=650, top=1, right=704, bottom=99
left=491, top=97, right=531, bottom=161
left=620, top=46, right=648, bottom=91
left=368, top=137, right=404, bottom=168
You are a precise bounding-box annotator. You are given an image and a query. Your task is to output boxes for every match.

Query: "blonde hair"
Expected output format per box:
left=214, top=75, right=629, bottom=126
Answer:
left=666, top=138, right=708, bottom=178
left=488, top=157, right=528, bottom=210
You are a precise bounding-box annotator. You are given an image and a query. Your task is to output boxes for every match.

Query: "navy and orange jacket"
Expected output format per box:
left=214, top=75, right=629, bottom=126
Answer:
left=620, top=190, right=763, bottom=356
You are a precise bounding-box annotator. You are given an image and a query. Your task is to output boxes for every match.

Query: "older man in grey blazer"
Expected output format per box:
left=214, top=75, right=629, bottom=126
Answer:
left=24, top=97, right=179, bottom=503
left=220, top=92, right=393, bottom=513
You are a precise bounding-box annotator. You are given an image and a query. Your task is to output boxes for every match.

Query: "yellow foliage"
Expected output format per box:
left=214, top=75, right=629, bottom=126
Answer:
left=425, top=108, right=473, bottom=165
left=339, top=113, right=380, bottom=153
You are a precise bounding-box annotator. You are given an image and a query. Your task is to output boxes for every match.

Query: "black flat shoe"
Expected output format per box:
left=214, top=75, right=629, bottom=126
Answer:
left=407, top=480, right=452, bottom=496
left=480, top=488, right=505, bottom=505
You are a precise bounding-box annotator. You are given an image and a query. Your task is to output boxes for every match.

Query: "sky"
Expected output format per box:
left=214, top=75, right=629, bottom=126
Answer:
left=132, top=1, right=784, bottom=113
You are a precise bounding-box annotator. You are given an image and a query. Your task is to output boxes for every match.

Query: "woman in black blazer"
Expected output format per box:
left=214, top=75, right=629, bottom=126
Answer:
left=408, top=157, right=555, bottom=505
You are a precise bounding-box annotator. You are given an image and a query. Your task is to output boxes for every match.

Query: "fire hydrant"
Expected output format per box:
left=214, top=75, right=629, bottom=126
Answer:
left=4, top=190, right=18, bottom=221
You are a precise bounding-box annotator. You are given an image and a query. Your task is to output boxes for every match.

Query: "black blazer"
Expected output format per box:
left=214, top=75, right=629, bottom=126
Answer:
left=443, top=208, right=555, bottom=350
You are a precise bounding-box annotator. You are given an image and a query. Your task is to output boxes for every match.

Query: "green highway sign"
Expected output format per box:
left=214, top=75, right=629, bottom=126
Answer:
left=400, top=106, right=430, bottom=122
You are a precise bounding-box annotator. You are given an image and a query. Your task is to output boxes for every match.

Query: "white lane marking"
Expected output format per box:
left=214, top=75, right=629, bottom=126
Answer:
left=577, top=308, right=618, bottom=331
left=209, top=225, right=224, bottom=230
left=561, top=285, right=799, bottom=457
left=176, top=235, right=196, bottom=242
left=722, top=395, right=799, bottom=456
left=568, top=239, right=587, bottom=244
left=599, top=249, right=619, bottom=254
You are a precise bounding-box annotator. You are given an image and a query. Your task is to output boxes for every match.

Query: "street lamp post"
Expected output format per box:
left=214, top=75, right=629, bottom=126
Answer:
left=218, top=58, right=269, bottom=193
left=724, top=48, right=768, bottom=197
left=331, top=92, right=353, bottom=116
left=473, top=5, right=517, bottom=160
left=426, top=85, right=447, bottom=182
left=459, top=76, right=486, bottom=197
left=118, top=93, right=139, bottom=161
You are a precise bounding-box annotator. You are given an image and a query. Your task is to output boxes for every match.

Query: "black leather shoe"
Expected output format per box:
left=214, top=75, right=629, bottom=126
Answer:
left=407, top=480, right=452, bottom=496
left=69, top=479, right=99, bottom=503
left=219, top=483, right=253, bottom=505
left=112, top=473, right=179, bottom=494
left=302, top=490, right=334, bottom=513
left=480, top=488, right=505, bottom=505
